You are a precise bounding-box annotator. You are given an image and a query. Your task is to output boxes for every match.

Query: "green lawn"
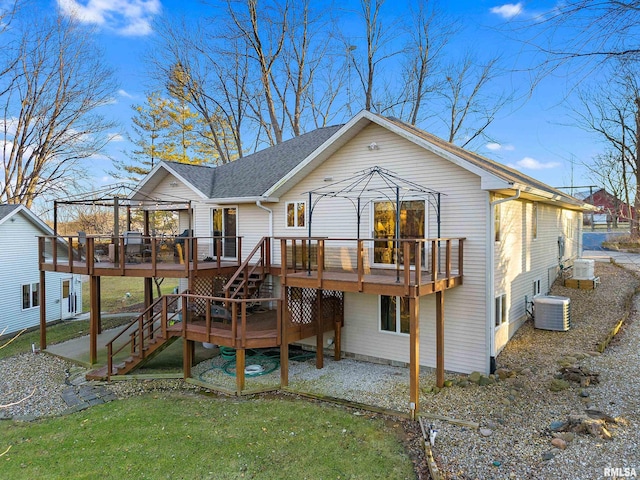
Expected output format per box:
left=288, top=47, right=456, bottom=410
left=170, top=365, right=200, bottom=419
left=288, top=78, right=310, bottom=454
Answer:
left=81, top=276, right=180, bottom=313
left=0, top=393, right=415, bottom=479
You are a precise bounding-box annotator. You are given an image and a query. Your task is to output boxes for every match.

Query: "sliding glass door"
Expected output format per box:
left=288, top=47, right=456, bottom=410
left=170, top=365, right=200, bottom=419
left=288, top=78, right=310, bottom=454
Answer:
left=373, top=200, right=425, bottom=265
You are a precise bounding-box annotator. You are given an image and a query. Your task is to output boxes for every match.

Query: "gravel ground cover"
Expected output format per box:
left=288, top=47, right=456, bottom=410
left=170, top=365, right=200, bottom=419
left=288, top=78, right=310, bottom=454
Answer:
left=2, top=260, right=639, bottom=479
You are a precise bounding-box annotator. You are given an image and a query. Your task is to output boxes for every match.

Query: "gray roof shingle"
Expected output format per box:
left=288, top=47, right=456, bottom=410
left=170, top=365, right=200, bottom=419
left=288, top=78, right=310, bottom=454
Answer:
left=163, top=125, right=343, bottom=198
left=0, top=204, right=20, bottom=221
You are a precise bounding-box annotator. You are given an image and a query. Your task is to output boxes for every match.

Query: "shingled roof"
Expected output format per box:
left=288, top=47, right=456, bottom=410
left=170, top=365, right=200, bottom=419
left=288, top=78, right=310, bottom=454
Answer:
left=162, top=125, right=343, bottom=199
left=0, top=204, right=20, bottom=221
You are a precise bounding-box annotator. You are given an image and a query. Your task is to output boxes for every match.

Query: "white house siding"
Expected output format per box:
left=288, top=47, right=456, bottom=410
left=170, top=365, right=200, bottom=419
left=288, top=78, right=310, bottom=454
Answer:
left=0, top=213, right=77, bottom=335
left=493, top=199, right=583, bottom=354
left=278, top=123, right=490, bottom=374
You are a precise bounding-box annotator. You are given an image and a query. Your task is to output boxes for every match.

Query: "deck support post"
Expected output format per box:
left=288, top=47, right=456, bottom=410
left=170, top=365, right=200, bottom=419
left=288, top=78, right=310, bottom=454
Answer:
left=39, top=270, right=46, bottom=350
left=315, top=291, right=324, bottom=369
left=183, top=339, right=193, bottom=379
left=280, top=281, right=289, bottom=387
left=409, top=296, right=420, bottom=418
left=236, top=348, right=246, bottom=395
left=436, top=290, right=445, bottom=388
left=89, top=275, right=101, bottom=364
left=334, top=318, right=342, bottom=361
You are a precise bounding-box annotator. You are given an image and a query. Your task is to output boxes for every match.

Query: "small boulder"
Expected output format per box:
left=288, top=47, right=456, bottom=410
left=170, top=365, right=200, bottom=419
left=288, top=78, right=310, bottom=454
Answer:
left=549, top=420, right=566, bottom=432
left=551, top=438, right=567, bottom=450
left=479, top=375, right=496, bottom=386
left=495, top=368, right=511, bottom=380
left=457, top=379, right=469, bottom=388
left=443, top=380, right=454, bottom=387
left=469, top=371, right=482, bottom=384
left=479, top=428, right=493, bottom=437
left=542, top=452, right=555, bottom=461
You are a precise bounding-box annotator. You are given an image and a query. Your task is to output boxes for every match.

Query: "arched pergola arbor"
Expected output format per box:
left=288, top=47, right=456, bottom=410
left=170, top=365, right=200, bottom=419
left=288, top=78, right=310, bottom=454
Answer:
left=304, top=166, right=445, bottom=282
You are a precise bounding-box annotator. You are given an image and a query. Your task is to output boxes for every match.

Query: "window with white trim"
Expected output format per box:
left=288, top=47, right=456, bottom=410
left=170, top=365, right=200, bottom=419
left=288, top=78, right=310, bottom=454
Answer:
left=22, top=283, right=40, bottom=310
left=495, top=293, right=507, bottom=327
left=533, top=279, right=542, bottom=297
left=286, top=201, right=306, bottom=228
left=380, top=295, right=410, bottom=335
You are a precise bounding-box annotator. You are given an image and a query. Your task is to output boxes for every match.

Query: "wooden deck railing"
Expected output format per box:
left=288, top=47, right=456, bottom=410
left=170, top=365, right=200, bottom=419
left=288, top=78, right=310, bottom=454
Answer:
left=105, top=293, right=282, bottom=380
left=224, top=237, right=271, bottom=300
left=279, top=237, right=465, bottom=292
left=38, top=234, right=242, bottom=276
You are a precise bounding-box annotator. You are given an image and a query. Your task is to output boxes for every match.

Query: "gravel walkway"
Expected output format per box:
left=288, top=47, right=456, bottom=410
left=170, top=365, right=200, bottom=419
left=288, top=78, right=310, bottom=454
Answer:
left=1, top=259, right=639, bottom=479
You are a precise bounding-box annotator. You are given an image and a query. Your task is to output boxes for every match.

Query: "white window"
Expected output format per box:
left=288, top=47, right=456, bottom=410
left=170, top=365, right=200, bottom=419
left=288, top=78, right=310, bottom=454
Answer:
left=380, top=295, right=410, bottom=335
left=533, top=279, right=542, bottom=297
left=495, top=293, right=507, bottom=327
left=532, top=202, right=538, bottom=240
left=286, top=201, right=306, bottom=228
left=22, top=283, right=40, bottom=310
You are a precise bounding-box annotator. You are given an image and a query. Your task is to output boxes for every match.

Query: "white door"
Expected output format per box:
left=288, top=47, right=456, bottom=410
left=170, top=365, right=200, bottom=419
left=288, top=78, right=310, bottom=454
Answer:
left=60, top=278, right=77, bottom=319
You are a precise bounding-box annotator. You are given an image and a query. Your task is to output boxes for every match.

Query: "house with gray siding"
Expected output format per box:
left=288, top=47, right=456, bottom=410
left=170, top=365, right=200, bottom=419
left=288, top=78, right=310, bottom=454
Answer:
left=0, top=204, right=82, bottom=336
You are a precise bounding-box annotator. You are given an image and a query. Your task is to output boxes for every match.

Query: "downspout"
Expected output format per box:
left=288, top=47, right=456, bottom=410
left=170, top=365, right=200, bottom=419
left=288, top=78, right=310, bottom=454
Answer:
left=256, top=199, right=273, bottom=263
left=488, top=188, right=520, bottom=374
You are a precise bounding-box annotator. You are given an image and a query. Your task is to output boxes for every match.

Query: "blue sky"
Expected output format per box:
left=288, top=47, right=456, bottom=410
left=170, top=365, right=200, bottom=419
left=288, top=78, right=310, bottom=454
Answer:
left=52, top=0, right=604, bottom=192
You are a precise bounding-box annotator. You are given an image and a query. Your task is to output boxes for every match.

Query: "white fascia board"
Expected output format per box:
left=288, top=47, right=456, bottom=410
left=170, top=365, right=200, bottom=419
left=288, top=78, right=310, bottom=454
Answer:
left=262, top=112, right=373, bottom=198
left=203, top=196, right=279, bottom=205
left=512, top=182, right=597, bottom=210
left=130, top=163, right=209, bottom=201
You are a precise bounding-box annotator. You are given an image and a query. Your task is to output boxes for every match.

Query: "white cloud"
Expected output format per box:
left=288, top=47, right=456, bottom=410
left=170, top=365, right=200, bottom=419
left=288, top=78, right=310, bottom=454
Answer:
left=118, top=89, right=133, bottom=98
left=57, top=0, right=162, bottom=37
left=108, top=133, right=125, bottom=142
left=509, top=157, right=560, bottom=170
left=490, top=3, right=523, bottom=19
left=486, top=142, right=515, bottom=152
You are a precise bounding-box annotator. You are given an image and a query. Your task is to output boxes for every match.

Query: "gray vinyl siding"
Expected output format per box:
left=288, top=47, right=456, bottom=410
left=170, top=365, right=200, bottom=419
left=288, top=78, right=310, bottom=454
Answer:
left=0, top=212, right=78, bottom=335
left=281, top=123, right=489, bottom=374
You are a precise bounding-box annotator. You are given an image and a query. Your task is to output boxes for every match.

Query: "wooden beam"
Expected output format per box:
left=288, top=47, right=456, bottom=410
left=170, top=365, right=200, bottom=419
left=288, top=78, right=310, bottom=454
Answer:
left=409, top=296, right=420, bottom=417
left=39, top=270, right=46, bottom=350
left=280, top=281, right=289, bottom=387
left=316, top=292, right=324, bottom=369
left=97, top=276, right=102, bottom=334
left=144, top=277, right=153, bottom=339
left=436, top=290, right=444, bottom=388
left=236, top=348, right=246, bottom=395
left=183, top=339, right=193, bottom=379
left=89, top=276, right=99, bottom=364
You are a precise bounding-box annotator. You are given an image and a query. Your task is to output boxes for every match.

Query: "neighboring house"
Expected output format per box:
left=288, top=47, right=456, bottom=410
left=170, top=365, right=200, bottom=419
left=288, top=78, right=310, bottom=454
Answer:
left=0, top=204, right=82, bottom=336
left=575, top=188, right=635, bottom=226
left=132, top=110, right=591, bottom=374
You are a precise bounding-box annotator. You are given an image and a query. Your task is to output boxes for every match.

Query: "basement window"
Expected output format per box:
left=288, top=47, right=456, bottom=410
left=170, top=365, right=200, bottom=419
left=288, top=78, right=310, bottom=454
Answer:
left=380, top=295, right=410, bottom=335
left=494, top=293, right=507, bottom=327
left=22, top=283, right=40, bottom=310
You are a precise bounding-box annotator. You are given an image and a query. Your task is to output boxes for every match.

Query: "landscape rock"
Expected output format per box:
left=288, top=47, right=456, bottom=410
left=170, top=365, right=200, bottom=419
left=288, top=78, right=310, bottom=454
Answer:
left=479, top=428, right=493, bottom=437
left=468, top=371, right=482, bottom=384
left=551, top=438, right=567, bottom=450
left=549, top=379, right=571, bottom=392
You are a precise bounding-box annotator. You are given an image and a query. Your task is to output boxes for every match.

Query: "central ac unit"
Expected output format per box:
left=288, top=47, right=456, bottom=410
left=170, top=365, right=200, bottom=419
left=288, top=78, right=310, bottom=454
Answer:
left=533, top=295, right=571, bottom=331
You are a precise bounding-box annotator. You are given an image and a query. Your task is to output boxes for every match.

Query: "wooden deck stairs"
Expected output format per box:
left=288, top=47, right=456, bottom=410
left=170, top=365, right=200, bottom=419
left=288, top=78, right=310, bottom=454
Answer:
left=224, top=237, right=271, bottom=302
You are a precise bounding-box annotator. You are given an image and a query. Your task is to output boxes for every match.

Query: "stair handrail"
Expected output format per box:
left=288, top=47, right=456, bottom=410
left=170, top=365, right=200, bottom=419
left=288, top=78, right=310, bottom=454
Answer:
left=106, top=294, right=180, bottom=380
left=224, top=237, right=270, bottom=300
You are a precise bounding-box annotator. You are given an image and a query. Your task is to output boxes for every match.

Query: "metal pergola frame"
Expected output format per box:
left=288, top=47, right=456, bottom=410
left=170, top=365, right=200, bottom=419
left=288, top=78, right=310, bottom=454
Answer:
left=304, top=166, right=445, bottom=280
left=52, top=183, right=192, bottom=237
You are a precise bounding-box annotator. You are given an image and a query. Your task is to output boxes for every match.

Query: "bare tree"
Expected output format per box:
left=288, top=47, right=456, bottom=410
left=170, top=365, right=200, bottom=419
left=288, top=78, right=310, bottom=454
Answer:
left=438, top=54, right=510, bottom=148
left=585, top=151, right=634, bottom=227
left=393, top=0, right=457, bottom=125
left=573, top=60, right=640, bottom=237
left=0, top=12, right=117, bottom=208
